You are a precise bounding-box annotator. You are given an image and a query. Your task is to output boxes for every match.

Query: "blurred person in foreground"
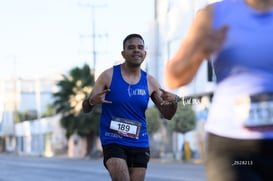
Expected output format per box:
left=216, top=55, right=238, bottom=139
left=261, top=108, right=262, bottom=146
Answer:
left=82, top=33, right=178, bottom=181
left=165, top=0, right=273, bottom=180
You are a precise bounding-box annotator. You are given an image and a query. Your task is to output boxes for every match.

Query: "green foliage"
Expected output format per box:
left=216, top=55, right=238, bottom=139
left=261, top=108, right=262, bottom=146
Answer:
left=76, top=105, right=101, bottom=137
left=168, top=102, right=197, bottom=161
left=14, top=110, right=38, bottom=123
left=168, top=102, right=196, bottom=134
left=145, top=106, right=161, bottom=135
left=52, top=64, right=98, bottom=138
left=14, top=111, right=23, bottom=123
left=53, top=64, right=94, bottom=114
left=41, top=104, right=56, bottom=118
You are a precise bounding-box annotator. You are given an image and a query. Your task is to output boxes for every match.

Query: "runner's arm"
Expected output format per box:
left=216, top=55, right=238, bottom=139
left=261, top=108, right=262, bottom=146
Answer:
left=82, top=69, right=112, bottom=113
left=149, top=75, right=178, bottom=120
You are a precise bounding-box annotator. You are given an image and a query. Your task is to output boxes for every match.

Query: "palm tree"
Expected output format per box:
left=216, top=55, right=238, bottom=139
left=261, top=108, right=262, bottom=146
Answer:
left=52, top=64, right=99, bottom=156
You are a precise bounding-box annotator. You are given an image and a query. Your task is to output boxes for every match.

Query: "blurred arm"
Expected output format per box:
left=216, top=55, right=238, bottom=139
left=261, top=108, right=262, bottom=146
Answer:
left=165, top=6, right=214, bottom=89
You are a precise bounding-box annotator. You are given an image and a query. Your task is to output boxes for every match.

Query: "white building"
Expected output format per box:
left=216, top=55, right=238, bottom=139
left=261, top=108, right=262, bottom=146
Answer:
left=15, top=114, right=67, bottom=157
left=0, top=76, right=61, bottom=152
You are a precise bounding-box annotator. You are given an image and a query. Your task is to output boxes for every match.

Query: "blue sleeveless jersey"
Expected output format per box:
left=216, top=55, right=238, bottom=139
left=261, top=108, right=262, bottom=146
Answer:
left=100, top=64, right=150, bottom=147
left=212, top=0, right=273, bottom=93
left=206, top=0, right=273, bottom=139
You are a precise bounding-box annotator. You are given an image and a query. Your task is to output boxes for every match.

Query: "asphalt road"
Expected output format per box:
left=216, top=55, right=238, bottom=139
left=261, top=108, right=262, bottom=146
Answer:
left=0, top=154, right=206, bottom=181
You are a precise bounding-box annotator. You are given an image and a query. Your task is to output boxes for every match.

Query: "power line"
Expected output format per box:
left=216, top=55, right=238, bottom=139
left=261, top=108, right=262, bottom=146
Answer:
left=78, top=2, right=108, bottom=74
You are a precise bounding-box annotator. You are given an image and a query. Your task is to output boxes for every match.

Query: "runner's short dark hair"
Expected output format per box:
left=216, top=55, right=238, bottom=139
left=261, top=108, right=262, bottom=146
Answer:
left=123, top=34, right=144, bottom=50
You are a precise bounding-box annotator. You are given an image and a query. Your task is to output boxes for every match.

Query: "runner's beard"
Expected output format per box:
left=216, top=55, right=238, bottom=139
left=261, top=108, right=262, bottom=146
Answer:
left=127, top=61, right=142, bottom=68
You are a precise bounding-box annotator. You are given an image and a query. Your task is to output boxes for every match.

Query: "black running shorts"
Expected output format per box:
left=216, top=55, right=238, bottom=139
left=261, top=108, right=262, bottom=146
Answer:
left=102, top=143, right=150, bottom=169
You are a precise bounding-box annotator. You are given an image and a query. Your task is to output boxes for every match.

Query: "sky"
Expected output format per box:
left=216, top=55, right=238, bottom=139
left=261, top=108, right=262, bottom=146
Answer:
left=0, top=0, right=154, bottom=79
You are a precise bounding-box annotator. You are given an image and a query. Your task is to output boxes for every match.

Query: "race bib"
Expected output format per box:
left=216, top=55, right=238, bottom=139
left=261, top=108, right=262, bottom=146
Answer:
left=235, top=93, right=273, bottom=129
left=110, top=117, right=142, bottom=139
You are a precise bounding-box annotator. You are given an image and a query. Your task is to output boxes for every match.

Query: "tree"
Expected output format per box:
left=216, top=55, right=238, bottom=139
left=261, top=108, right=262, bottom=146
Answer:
left=145, top=106, right=161, bottom=136
left=41, top=104, right=56, bottom=118
left=168, top=102, right=196, bottom=160
left=52, top=64, right=99, bottom=156
left=145, top=106, right=162, bottom=158
left=14, top=110, right=38, bottom=123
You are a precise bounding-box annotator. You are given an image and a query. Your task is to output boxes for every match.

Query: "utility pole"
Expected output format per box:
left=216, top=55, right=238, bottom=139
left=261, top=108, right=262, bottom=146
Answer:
left=79, top=2, right=108, bottom=75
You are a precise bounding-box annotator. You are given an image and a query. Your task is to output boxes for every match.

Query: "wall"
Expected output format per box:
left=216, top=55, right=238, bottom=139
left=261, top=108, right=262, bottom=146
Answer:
left=15, top=114, right=67, bottom=156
